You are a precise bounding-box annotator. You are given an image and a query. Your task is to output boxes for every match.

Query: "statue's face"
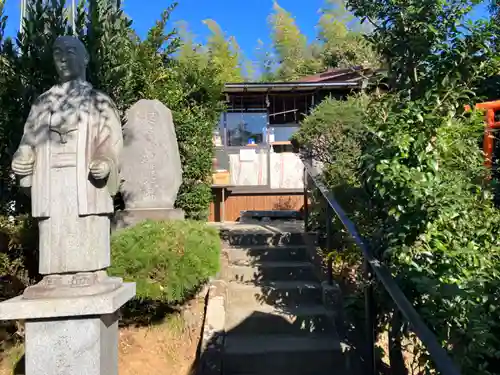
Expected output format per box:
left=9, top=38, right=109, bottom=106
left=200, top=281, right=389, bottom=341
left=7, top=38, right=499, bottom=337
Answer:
left=53, top=38, right=86, bottom=82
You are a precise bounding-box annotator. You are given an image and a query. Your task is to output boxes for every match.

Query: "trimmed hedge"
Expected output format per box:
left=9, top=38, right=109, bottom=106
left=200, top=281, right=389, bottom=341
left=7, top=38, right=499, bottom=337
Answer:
left=109, top=220, right=221, bottom=304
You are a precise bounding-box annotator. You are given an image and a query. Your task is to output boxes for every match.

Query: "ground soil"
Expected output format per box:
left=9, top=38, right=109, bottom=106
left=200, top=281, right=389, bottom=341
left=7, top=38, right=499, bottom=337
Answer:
left=0, top=293, right=206, bottom=375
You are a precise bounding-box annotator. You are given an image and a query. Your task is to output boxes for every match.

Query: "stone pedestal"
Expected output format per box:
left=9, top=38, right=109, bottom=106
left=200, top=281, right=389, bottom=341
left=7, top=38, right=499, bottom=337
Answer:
left=112, top=208, right=185, bottom=230
left=0, top=283, right=136, bottom=375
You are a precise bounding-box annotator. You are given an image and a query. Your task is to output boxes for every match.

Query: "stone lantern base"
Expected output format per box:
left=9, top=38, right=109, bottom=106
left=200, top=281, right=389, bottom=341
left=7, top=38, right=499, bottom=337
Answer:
left=0, top=283, right=136, bottom=375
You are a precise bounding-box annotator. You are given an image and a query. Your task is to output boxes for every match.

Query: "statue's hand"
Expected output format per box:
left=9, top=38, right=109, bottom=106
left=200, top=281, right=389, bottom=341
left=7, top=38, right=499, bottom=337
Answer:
left=89, top=159, right=110, bottom=180
left=12, top=147, right=35, bottom=176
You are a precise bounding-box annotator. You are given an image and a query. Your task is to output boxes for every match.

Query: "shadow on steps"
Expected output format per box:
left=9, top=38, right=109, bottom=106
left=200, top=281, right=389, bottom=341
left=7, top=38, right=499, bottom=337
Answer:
left=187, top=227, right=357, bottom=375
left=188, top=310, right=351, bottom=375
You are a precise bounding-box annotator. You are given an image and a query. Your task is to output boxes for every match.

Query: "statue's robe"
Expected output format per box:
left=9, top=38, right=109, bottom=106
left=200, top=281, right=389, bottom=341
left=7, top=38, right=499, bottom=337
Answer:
left=15, top=80, right=123, bottom=274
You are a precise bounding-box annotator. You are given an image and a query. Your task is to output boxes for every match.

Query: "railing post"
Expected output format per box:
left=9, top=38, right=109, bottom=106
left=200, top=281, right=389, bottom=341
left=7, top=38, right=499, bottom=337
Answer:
left=303, top=167, right=309, bottom=232
left=364, top=259, right=376, bottom=375
left=326, top=203, right=333, bottom=285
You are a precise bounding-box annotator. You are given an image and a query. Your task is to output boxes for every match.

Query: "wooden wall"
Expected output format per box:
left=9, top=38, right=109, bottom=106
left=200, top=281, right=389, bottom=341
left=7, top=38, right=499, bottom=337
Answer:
left=209, top=191, right=304, bottom=222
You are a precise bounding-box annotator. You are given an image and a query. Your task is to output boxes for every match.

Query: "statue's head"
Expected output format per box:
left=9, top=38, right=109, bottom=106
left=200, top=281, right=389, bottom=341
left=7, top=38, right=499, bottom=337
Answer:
left=53, top=36, right=89, bottom=83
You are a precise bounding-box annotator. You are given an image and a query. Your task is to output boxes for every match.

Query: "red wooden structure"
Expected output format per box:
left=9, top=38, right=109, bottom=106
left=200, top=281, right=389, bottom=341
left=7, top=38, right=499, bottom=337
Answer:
left=465, top=100, right=500, bottom=169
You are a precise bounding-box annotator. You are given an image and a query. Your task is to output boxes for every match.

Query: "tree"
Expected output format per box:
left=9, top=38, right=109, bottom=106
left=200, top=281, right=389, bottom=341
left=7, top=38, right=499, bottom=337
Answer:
left=176, top=21, right=206, bottom=63
left=342, top=0, right=500, bottom=372
left=0, top=0, right=15, bottom=213
left=254, top=39, right=276, bottom=82
left=318, top=0, right=378, bottom=68
left=268, top=1, right=323, bottom=81
left=203, top=19, right=245, bottom=83
left=262, top=0, right=379, bottom=82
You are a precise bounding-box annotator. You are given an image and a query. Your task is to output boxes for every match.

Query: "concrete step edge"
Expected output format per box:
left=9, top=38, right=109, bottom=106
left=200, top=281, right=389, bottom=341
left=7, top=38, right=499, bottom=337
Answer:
left=226, top=304, right=333, bottom=318
left=227, top=279, right=322, bottom=288
left=227, top=280, right=321, bottom=291
left=228, top=261, right=314, bottom=269
left=224, top=334, right=347, bottom=354
left=223, top=244, right=308, bottom=251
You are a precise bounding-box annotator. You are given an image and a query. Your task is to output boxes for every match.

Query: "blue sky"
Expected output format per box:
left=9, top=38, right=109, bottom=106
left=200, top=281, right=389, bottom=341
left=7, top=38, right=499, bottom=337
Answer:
left=1, top=0, right=491, bottom=60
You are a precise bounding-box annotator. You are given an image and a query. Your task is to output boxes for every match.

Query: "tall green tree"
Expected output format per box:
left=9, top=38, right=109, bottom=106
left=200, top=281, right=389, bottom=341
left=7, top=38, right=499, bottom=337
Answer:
left=268, top=1, right=323, bottom=81
left=254, top=39, right=276, bottom=82
left=0, top=0, right=16, bottom=213
left=343, top=0, right=500, bottom=372
left=318, top=0, right=378, bottom=68
left=203, top=19, right=244, bottom=83
left=176, top=21, right=206, bottom=63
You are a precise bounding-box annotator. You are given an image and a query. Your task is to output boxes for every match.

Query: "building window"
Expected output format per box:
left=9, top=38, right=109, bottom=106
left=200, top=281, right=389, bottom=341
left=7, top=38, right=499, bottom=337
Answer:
left=225, top=112, right=268, bottom=146
left=271, top=124, right=299, bottom=143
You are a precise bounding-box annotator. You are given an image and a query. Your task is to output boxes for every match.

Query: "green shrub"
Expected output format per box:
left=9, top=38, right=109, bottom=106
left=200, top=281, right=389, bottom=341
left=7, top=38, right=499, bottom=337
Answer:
left=109, top=220, right=221, bottom=304
left=292, top=94, right=377, bottom=265
left=0, top=215, right=38, bottom=301
left=292, top=94, right=368, bottom=179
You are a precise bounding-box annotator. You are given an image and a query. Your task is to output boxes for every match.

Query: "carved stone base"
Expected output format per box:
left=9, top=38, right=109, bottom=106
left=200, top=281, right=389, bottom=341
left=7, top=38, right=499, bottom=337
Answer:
left=112, top=208, right=185, bottom=231
left=23, top=271, right=122, bottom=300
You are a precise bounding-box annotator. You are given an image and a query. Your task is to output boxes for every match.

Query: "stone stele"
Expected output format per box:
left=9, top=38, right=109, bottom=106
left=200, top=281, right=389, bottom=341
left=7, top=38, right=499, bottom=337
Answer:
left=0, top=36, right=135, bottom=375
left=115, top=99, right=184, bottom=229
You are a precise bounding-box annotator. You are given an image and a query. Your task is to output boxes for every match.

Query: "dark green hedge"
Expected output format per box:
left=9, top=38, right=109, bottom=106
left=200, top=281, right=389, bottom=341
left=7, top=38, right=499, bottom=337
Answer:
left=109, top=220, right=220, bottom=303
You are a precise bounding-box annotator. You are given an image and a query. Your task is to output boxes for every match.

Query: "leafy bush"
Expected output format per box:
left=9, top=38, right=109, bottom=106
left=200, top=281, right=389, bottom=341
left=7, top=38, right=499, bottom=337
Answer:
left=292, top=95, right=375, bottom=269
left=297, top=0, right=500, bottom=372
left=0, top=216, right=38, bottom=352
left=0, top=216, right=38, bottom=301
left=293, top=94, right=367, bottom=181
left=109, top=220, right=221, bottom=304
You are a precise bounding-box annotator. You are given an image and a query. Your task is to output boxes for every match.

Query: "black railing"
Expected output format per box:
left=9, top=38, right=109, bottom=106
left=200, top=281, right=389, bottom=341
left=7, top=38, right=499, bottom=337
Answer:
left=302, top=160, right=461, bottom=375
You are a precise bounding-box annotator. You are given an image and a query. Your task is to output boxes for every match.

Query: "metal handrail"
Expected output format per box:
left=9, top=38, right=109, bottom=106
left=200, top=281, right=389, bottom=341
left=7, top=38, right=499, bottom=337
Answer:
left=302, top=159, right=461, bottom=375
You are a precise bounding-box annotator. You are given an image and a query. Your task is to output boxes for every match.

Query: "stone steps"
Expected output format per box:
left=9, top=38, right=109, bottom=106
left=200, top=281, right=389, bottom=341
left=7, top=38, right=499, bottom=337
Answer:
left=225, top=245, right=309, bottom=263
left=227, top=281, right=323, bottom=307
left=221, top=231, right=307, bottom=247
left=223, top=334, right=348, bottom=375
left=228, top=262, right=317, bottom=283
left=216, top=223, right=346, bottom=375
left=225, top=304, right=335, bottom=335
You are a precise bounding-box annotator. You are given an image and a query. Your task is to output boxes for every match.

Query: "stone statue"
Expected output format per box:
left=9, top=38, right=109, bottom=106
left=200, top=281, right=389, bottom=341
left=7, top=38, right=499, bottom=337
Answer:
left=11, top=36, right=123, bottom=299
left=114, top=99, right=184, bottom=229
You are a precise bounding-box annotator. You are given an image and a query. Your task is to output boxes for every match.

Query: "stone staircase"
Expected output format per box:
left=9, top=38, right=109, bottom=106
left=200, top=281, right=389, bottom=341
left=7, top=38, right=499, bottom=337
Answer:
left=217, top=223, right=350, bottom=375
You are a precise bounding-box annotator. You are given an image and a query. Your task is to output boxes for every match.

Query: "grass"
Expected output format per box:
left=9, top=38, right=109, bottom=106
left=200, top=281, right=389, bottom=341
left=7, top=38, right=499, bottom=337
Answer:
left=118, top=294, right=205, bottom=375
left=0, top=344, right=24, bottom=375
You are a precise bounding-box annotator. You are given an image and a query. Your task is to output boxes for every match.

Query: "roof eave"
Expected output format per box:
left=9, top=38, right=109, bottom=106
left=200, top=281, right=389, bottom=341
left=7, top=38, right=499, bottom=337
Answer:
left=223, top=81, right=362, bottom=94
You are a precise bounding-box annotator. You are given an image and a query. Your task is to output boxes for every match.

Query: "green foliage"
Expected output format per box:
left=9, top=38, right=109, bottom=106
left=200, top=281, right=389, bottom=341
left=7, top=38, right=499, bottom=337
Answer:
left=318, top=0, right=379, bottom=69
left=109, top=220, right=220, bottom=303
left=293, top=93, right=376, bottom=226
left=268, top=1, right=323, bottom=81
left=335, top=0, right=500, bottom=373
left=157, top=0, right=379, bottom=84
left=296, top=0, right=500, bottom=372
left=173, top=103, right=220, bottom=220
left=348, top=0, right=496, bottom=97
left=83, top=0, right=136, bottom=112
left=203, top=19, right=245, bottom=83
left=292, top=95, right=374, bottom=278
left=293, top=95, right=368, bottom=175
left=258, top=0, right=379, bottom=81
left=0, top=216, right=38, bottom=300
